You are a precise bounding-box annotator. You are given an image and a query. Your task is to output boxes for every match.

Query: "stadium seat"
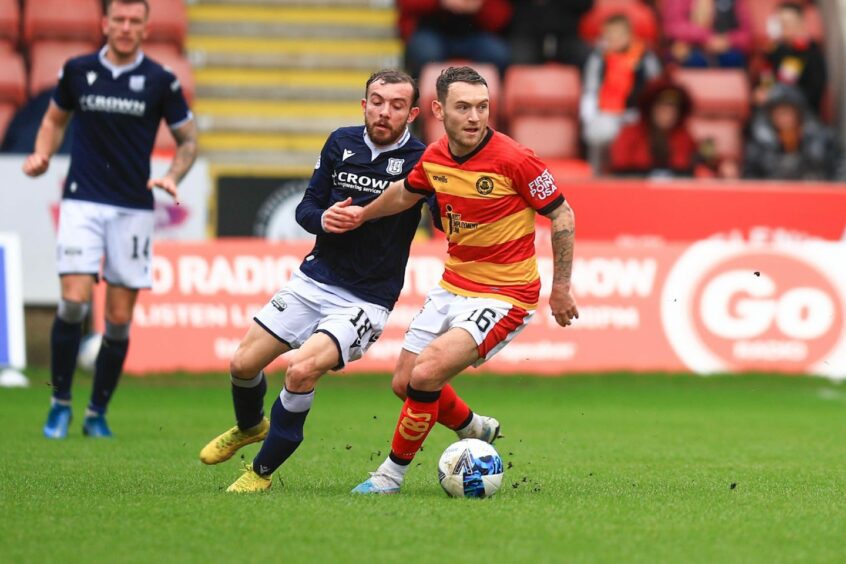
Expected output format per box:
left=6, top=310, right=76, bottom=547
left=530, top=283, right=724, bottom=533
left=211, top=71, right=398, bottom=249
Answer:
left=687, top=117, right=743, bottom=162
left=0, top=0, right=20, bottom=45
left=0, top=101, right=14, bottom=142
left=142, top=44, right=195, bottom=103
left=28, top=40, right=96, bottom=97
left=503, top=64, right=581, bottom=121
left=579, top=1, right=660, bottom=46
left=418, top=61, right=501, bottom=143
left=0, top=49, right=25, bottom=106
left=547, top=158, right=593, bottom=180
left=146, top=0, right=187, bottom=51
left=674, top=69, right=750, bottom=121
left=747, top=0, right=824, bottom=52
left=24, top=0, right=101, bottom=44
left=510, top=115, right=580, bottom=160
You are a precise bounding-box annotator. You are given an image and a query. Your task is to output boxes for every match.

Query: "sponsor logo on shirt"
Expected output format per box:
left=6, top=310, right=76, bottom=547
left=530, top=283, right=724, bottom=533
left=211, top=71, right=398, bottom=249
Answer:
left=334, top=171, right=390, bottom=194
left=445, top=204, right=479, bottom=237
left=342, top=149, right=356, bottom=161
left=432, top=174, right=448, bottom=183
left=528, top=169, right=557, bottom=200
left=79, top=95, right=146, bottom=117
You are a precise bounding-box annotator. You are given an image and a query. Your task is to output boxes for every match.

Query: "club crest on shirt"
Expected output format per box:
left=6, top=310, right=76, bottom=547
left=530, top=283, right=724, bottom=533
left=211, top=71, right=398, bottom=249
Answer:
left=129, top=75, right=145, bottom=92
left=86, top=71, right=97, bottom=86
left=386, top=158, right=404, bottom=175
left=476, top=176, right=494, bottom=195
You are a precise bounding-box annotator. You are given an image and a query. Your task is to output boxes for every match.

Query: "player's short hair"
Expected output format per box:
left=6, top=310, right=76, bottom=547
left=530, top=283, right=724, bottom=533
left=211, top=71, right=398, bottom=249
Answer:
left=778, top=1, right=804, bottom=17
left=365, top=69, right=419, bottom=105
left=105, top=0, right=150, bottom=16
left=603, top=13, right=632, bottom=30
left=435, top=66, right=488, bottom=102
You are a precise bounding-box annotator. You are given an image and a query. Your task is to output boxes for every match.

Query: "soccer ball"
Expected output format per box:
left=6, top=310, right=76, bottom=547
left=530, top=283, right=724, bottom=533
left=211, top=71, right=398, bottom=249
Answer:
left=437, top=438, right=504, bottom=498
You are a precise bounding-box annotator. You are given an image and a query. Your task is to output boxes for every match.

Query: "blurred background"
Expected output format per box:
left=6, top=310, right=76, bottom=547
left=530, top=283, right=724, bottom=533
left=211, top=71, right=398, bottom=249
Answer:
left=0, top=0, right=844, bottom=379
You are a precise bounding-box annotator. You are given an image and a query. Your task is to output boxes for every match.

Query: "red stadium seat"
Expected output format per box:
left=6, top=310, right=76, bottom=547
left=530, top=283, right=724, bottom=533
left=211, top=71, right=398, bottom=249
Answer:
left=674, top=69, right=750, bottom=121
left=24, top=0, right=101, bottom=44
left=579, top=1, right=660, bottom=46
left=510, top=115, right=580, bottom=160
left=688, top=117, right=743, bottom=162
left=146, top=0, right=187, bottom=51
left=418, top=61, right=501, bottom=142
left=0, top=101, right=14, bottom=142
left=142, top=44, right=195, bottom=103
left=503, top=64, right=581, bottom=121
left=0, top=49, right=25, bottom=106
left=547, top=158, right=593, bottom=180
left=0, top=0, right=20, bottom=45
left=28, top=40, right=96, bottom=96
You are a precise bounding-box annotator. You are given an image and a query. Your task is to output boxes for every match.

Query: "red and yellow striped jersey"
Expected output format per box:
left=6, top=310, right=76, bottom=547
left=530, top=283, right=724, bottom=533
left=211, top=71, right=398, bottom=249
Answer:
left=404, top=129, right=564, bottom=309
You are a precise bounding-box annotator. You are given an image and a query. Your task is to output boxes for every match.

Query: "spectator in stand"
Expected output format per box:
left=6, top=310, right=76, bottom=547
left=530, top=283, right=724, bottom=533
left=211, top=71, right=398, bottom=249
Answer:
left=580, top=14, right=662, bottom=173
left=744, top=84, right=844, bottom=181
left=754, top=1, right=827, bottom=116
left=663, top=0, right=752, bottom=68
left=399, top=0, right=512, bottom=77
left=609, top=79, right=697, bottom=178
left=509, top=0, right=594, bottom=68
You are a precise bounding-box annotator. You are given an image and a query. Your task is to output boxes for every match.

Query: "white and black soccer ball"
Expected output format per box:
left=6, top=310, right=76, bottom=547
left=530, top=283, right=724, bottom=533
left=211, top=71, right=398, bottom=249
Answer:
left=437, top=438, right=504, bottom=498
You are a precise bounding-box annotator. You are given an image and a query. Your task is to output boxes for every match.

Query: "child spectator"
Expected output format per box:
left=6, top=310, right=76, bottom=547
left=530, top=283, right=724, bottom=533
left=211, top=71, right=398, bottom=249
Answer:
left=509, top=0, right=594, bottom=68
left=744, top=85, right=844, bottom=181
left=755, top=1, right=827, bottom=115
left=399, top=0, right=513, bottom=77
left=581, top=14, right=662, bottom=172
left=664, top=0, right=752, bottom=68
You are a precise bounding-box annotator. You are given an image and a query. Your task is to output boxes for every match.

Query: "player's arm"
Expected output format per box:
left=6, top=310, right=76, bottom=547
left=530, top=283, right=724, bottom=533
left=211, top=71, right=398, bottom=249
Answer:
left=22, top=101, right=71, bottom=177
left=147, top=119, right=198, bottom=204
left=324, top=179, right=424, bottom=233
left=546, top=200, right=579, bottom=327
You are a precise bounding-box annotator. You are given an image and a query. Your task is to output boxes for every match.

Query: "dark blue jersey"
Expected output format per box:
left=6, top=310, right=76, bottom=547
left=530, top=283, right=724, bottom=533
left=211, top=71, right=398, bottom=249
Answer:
left=52, top=48, right=192, bottom=210
left=296, top=126, right=427, bottom=310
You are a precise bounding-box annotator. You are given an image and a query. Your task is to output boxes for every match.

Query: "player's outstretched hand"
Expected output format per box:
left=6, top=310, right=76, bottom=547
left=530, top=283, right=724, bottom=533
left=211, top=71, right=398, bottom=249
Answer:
left=549, top=283, right=579, bottom=328
left=323, top=197, right=364, bottom=233
left=23, top=153, right=50, bottom=177
left=147, top=175, right=180, bottom=205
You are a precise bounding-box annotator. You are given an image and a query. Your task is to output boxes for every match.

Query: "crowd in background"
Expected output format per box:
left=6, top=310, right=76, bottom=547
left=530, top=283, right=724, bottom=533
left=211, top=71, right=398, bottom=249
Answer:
left=398, top=0, right=843, bottom=181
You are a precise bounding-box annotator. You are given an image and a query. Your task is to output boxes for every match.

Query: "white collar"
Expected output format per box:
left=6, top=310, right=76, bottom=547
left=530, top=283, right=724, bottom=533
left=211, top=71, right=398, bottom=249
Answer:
left=363, top=127, right=410, bottom=161
left=98, top=46, right=144, bottom=79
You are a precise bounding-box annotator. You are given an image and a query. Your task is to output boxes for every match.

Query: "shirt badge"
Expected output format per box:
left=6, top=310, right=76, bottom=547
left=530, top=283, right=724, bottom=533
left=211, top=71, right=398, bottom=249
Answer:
left=129, top=75, right=145, bottom=92
left=86, top=71, right=97, bottom=86
left=386, top=158, right=404, bottom=175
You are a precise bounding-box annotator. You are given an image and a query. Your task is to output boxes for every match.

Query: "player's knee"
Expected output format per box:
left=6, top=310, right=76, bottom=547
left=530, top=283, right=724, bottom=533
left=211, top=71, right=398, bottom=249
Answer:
left=105, top=308, right=133, bottom=326
left=391, top=375, right=408, bottom=400
left=409, top=360, right=441, bottom=391
left=285, top=359, right=320, bottom=392
left=229, top=350, right=259, bottom=381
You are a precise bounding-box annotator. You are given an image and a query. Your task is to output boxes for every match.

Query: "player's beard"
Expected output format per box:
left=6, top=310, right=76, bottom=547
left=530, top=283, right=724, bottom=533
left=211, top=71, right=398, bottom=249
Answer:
left=365, top=118, right=406, bottom=146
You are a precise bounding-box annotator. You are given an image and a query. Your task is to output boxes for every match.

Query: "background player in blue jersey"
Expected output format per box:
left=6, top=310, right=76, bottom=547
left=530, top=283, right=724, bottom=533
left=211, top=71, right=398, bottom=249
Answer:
left=22, top=0, right=198, bottom=439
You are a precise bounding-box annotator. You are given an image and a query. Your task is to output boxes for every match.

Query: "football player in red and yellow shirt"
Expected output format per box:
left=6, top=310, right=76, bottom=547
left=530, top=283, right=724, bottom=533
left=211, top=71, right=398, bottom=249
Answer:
left=328, top=66, right=578, bottom=494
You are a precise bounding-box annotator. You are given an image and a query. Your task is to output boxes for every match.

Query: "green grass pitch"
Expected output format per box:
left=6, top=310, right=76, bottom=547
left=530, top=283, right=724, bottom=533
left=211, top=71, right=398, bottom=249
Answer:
left=2, top=370, right=845, bottom=563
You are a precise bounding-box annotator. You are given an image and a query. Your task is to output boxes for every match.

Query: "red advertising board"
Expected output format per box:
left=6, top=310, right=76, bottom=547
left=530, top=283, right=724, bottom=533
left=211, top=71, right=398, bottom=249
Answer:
left=95, top=238, right=846, bottom=379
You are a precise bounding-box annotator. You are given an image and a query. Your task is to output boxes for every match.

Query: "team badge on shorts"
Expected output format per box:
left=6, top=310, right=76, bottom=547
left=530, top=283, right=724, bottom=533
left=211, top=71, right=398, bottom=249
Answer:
left=270, top=291, right=288, bottom=312
left=386, top=158, right=404, bottom=175
left=475, top=176, right=494, bottom=195
left=129, top=75, right=146, bottom=92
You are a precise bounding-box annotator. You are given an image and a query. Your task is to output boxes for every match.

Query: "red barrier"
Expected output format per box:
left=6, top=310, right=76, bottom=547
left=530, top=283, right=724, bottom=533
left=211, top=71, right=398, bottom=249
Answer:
left=95, top=238, right=846, bottom=379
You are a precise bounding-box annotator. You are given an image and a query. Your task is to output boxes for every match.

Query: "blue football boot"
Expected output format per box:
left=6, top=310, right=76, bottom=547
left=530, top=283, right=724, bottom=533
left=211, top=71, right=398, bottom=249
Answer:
left=82, top=414, right=113, bottom=438
left=43, top=403, right=72, bottom=439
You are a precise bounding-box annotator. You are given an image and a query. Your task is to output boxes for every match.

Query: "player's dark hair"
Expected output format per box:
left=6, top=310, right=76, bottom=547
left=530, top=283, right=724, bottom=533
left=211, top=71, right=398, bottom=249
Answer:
left=778, top=1, right=804, bottom=17
left=603, top=13, right=632, bottom=30
left=435, top=66, right=488, bottom=102
left=366, top=69, right=419, bottom=105
left=104, top=0, right=150, bottom=16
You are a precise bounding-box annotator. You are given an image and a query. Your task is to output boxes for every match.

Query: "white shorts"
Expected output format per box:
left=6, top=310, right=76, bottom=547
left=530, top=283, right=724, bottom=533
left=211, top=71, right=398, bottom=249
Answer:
left=56, top=200, right=155, bottom=289
left=253, top=269, right=389, bottom=369
left=403, top=286, right=535, bottom=367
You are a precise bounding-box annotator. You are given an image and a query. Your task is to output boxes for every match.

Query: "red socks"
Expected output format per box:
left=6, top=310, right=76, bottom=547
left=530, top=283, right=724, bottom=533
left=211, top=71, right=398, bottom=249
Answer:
left=390, top=386, right=440, bottom=463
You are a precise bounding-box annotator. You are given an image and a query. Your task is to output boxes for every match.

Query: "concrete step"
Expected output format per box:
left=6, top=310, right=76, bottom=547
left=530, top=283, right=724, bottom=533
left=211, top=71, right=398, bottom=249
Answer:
left=194, top=99, right=361, bottom=133
left=194, top=68, right=371, bottom=100
left=187, top=36, right=402, bottom=70
left=191, top=0, right=393, bottom=7
left=199, top=131, right=327, bottom=153
left=188, top=5, right=396, bottom=39
left=201, top=149, right=320, bottom=170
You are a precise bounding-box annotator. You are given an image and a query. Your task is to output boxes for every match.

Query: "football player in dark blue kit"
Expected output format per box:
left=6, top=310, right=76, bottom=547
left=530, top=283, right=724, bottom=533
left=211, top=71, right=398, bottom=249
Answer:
left=23, top=0, right=198, bottom=439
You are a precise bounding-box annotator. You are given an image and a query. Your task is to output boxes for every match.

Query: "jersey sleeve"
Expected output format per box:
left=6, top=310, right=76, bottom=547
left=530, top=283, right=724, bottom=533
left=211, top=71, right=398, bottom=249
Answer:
left=52, top=61, right=75, bottom=111
left=295, top=134, right=337, bottom=234
left=403, top=148, right=435, bottom=195
left=162, top=69, right=192, bottom=128
left=511, top=152, right=565, bottom=216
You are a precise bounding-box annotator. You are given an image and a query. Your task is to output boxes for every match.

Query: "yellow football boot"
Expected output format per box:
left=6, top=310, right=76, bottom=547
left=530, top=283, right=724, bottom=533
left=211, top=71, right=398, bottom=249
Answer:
left=226, top=464, right=272, bottom=493
left=200, top=418, right=270, bottom=465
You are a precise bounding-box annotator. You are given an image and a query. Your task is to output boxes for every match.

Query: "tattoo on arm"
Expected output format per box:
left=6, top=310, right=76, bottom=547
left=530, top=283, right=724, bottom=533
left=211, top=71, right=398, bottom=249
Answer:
left=549, top=202, right=575, bottom=286
left=166, top=120, right=199, bottom=183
